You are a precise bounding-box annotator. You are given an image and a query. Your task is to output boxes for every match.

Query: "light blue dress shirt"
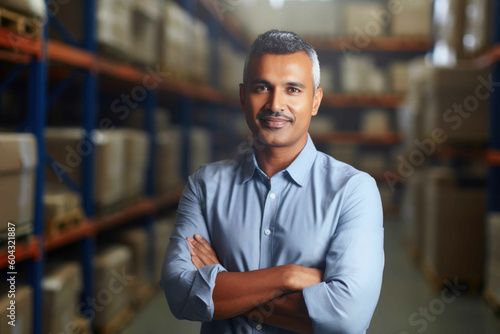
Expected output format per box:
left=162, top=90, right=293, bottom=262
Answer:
left=160, top=134, right=384, bottom=334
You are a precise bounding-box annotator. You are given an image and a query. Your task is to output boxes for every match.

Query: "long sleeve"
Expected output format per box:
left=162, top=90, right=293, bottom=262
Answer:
left=302, top=173, right=385, bottom=334
left=159, top=170, right=227, bottom=322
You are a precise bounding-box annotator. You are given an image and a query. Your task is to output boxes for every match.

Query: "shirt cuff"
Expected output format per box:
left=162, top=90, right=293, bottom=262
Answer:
left=182, top=264, right=227, bottom=322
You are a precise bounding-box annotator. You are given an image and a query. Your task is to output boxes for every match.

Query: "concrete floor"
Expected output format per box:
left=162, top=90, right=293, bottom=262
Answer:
left=123, top=219, right=500, bottom=334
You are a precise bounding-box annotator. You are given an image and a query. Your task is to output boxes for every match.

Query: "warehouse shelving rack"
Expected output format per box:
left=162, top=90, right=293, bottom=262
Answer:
left=0, top=0, right=247, bottom=333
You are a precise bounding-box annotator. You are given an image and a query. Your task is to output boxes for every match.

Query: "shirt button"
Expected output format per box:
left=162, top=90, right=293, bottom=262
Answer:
left=256, top=324, right=263, bottom=330
left=264, top=229, right=271, bottom=236
left=269, top=193, right=276, bottom=199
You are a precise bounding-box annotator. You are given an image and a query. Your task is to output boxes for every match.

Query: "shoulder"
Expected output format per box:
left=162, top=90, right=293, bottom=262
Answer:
left=313, top=151, right=376, bottom=189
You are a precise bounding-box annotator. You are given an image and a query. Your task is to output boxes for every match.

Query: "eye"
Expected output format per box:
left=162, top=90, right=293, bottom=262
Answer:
left=254, top=85, right=269, bottom=92
left=287, top=87, right=301, bottom=94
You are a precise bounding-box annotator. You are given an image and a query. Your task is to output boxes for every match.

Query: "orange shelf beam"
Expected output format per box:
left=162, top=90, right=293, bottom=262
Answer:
left=311, top=131, right=401, bottom=145
left=0, top=237, right=40, bottom=268
left=45, top=222, right=94, bottom=251
left=322, top=93, right=404, bottom=108
left=487, top=150, right=500, bottom=166
left=48, top=40, right=95, bottom=70
left=0, top=28, right=41, bottom=58
left=307, top=37, right=431, bottom=52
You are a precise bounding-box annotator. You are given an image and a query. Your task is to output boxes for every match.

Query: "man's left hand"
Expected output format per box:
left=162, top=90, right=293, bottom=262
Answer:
left=187, top=234, right=221, bottom=269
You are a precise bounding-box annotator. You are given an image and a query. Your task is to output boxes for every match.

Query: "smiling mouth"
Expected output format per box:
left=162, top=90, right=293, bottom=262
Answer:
left=259, top=116, right=292, bottom=129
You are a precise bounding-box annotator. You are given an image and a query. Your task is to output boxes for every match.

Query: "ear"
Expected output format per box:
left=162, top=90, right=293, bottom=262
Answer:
left=312, top=87, right=323, bottom=116
left=239, top=83, right=246, bottom=112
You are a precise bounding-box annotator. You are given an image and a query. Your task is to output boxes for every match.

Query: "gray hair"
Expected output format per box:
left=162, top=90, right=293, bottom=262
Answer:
left=243, top=29, right=321, bottom=90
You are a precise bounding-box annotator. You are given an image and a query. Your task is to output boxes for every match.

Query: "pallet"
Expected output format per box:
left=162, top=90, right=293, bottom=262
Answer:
left=421, top=260, right=481, bottom=293
left=95, top=307, right=133, bottom=334
left=44, top=208, right=85, bottom=239
left=0, top=6, right=41, bottom=38
left=483, top=288, right=500, bottom=315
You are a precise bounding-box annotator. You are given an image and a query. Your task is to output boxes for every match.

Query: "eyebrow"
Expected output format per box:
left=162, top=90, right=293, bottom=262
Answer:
left=249, top=78, right=306, bottom=89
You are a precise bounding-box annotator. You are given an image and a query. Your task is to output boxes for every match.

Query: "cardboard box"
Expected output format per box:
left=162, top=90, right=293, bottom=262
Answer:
left=423, top=167, right=486, bottom=281
left=93, top=245, right=132, bottom=328
left=42, top=262, right=83, bottom=334
left=391, top=0, right=432, bottom=36
left=44, top=191, right=82, bottom=219
left=155, top=218, right=175, bottom=282
left=0, top=133, right=36, bottom=234
left=116, top=228, right=149, bottom=302
left=341, top=55, right=387, bottom=93
left=97, top=0, right=133, bottom=56
left=130, top=0, right=161, bottom=65
left=0, top=286, right=32, bottom=334
left=156, top=128, right=182, bottom=194
left=390, top=62, right=409, bottom=93
left=361, top=110, right=390, bottom=134
left=344, top=2, right=386, bottom=37
left=1, top=0, right=46, bottom=19
left=122, top=130, right=149, bottom=200
left=190, top=127, right=212, bottom=175
left=423, top=63, right=490, bottom=143
left=45, top=128, right=126, bottom=208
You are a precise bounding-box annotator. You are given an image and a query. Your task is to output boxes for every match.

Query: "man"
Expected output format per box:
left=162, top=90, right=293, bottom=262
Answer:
left=160, top=30, right=384, bottom=334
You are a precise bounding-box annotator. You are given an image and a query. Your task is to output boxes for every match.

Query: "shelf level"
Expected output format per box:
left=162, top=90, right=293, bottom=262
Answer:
left=307, top=37, right=431, bottom=52
left=311, top=131, right=401, bottom=145
left=321, top=93, right=404, bottom=108
left=0, top=28, right=41, bottom=58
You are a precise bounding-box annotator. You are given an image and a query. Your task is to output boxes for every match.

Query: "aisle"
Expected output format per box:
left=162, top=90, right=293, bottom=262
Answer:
left=124, top=219, right=500, bottom=334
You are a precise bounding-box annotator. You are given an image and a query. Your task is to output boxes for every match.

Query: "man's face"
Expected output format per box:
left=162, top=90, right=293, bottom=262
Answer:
left=240, top=52, right=323, bottom=149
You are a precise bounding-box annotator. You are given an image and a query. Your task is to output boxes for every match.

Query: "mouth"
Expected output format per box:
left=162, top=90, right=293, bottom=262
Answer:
left=259, top=116, right=292, bottom=129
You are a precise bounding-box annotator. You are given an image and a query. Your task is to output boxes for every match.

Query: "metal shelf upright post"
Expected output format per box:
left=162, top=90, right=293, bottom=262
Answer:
left=28, top=2, right=48, bottom=332
left=80, top=0, right=98, bottom=325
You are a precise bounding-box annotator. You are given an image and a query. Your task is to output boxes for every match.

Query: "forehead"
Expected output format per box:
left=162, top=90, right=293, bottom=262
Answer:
left=246, top=52, right=313, bottom=85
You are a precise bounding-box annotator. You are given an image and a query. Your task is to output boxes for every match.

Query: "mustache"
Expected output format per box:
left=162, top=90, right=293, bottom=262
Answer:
left=256, top=111, right=293, bottom=121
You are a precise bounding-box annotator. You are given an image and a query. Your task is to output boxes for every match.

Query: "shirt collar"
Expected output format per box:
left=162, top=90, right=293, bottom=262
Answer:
left=240, top=133, right=317, bottom=187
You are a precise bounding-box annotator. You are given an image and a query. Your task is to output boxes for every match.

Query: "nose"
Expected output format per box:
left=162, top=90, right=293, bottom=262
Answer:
left=267, top=90, right=285, bottom=112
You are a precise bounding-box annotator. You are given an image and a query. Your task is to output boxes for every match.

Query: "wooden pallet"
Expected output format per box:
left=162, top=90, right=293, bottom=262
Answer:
left=0, top=6, right=41, bottom=38
left=421, top=261, right=481, bottom=293
left=44, top=208, right=85, bottom=239
left=95, top=307, right=133, bottom=334
left=483, top=288, right=500, bottom=315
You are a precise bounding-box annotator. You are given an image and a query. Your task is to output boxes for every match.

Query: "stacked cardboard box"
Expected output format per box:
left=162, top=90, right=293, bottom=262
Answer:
left=423, top=63, right=490, bottom=143
left=45, top=128, right=126, bottom=209
left=423, top=167, right=486, bottom=283
left=93, top=245, right=132, bottom=329
left=391, top=0, right=432, bottom=37
left=0, top=133, right=36, bottom=236
left=192, top=20, right=210, bottom=84
left=361, top=110, right=390, bottom=134
left=463, top=0, right=491, bottom=57
left=190, top=127, right=213, bottom=175
left=156, top=128, right=182, bottom=194
left=1, top=0, right=46, bottom=19
left=390, top=62, right=410, bottom=93
left=122, top=129, right=149, bottom=201
left=116, top=228, right=151, bottom=305
left=0, top=286, right=32, bottom=334
left=97, top=0, right=133, bottom=57
left=344, top=2, right=386, bottom=37
left=219, top=41, right=246, bottom=93
left=43, top=191, right=84, bottom=238
left=42, top=262, right=83, bottom=334
left=341, top=56, right=387, bottom=93
left=130, top=0, right=161, bottom=65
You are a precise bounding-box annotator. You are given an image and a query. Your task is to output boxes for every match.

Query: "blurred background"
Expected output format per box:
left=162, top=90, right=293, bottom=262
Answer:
left=0, top=0, right=499, bottom=333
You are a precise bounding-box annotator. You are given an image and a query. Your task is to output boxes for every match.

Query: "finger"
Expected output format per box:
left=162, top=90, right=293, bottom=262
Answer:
left=190, top=237, right=216, bottom=260
left=191, top=254, right=203, bottom=269
left=190, top=239, right=220, bottom=265
left=194, top=234, right=217, bottom=256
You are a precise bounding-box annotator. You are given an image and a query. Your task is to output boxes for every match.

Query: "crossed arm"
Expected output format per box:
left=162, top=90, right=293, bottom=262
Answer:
left=187, top=234, right=322, bottom=333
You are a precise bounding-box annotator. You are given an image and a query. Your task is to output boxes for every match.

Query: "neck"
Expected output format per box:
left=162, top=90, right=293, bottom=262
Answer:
left=253, top=134, right=308, bottom=179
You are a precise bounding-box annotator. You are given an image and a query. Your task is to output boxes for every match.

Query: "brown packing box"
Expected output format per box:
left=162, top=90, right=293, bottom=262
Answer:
left=122, top=130, right=149, bottom=200
left=432, top=0, right=467, bottom=63
left=463, top=0, right=491, bottom=57
left=44, top=190, right=82, bottom=220
left=93, top=245, right=132, bottom=328
left=45, top=128, right=125, bottom=208
left=424, top=63, right=490, bottom=143
left=0, top=285, right=33, bottom=334
left=156, top=129, right=182, bottom=194
left=391, top=0, right=432, bottom=37
left=155, top=218, right=175, bottom=283
left=423, top=167, right=486, bottom=282
left=0, top=133, right=37, bottom=234
left=116, top=228, right=149, bottom=302
left=42, top=262, right=83, bottom=334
